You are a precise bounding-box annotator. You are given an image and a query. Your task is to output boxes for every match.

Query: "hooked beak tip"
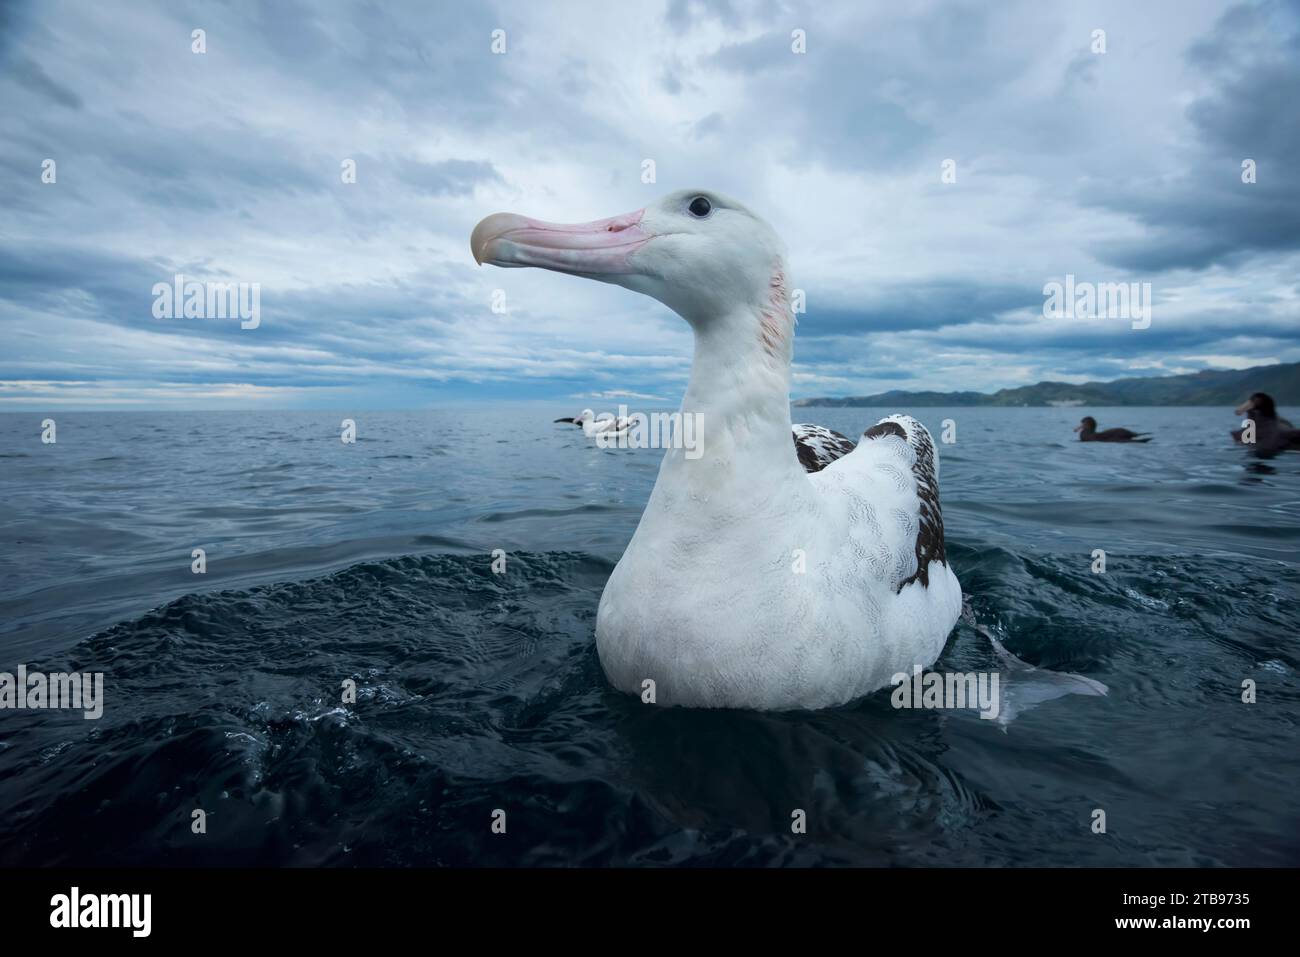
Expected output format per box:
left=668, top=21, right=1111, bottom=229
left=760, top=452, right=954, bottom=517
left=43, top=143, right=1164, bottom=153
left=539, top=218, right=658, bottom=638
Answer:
left=470, top=212, right=527, bottom=267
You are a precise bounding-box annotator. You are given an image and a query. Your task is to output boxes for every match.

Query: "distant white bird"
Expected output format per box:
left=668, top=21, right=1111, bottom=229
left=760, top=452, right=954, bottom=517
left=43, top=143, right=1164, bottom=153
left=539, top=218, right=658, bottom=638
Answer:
left=554, top=409, right=632, bottom=438
left=474, top=189, right=961, bottom=710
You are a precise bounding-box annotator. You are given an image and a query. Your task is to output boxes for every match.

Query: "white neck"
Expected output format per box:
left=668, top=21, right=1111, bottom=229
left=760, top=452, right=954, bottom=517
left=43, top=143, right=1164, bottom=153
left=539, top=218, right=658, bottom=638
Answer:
left=668, top=302, right=801, bottom=482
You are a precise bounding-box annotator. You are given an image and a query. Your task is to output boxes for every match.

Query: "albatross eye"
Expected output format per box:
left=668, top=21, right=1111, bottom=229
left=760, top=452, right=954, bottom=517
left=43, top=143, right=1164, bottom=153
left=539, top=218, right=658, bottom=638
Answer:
left=687, top=196, right=712, bottom=218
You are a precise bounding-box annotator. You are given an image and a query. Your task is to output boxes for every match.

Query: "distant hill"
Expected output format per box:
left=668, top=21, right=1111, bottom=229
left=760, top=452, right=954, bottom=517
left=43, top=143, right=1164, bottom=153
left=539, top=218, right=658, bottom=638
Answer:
left=794, top=361, right=1300, bottom=408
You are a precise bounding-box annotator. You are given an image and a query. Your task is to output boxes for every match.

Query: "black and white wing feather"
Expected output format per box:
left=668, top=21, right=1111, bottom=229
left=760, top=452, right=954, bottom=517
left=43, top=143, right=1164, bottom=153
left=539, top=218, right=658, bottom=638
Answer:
left=792, top=423, right=856, bottom=473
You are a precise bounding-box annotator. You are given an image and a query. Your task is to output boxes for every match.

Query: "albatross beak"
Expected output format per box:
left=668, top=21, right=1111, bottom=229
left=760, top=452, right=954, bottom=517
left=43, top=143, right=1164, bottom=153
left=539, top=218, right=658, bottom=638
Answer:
left=1072, top=424, right=1083, bottom=432
left=470, top=208, right=650, bottom=276
left=1234, top=398, right=1254, bottom=415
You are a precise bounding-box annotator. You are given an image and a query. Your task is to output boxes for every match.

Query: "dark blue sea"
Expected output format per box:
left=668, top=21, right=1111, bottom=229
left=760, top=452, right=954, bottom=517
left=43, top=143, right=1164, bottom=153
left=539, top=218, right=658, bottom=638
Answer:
left=1, top=407, right=1297, bottom=866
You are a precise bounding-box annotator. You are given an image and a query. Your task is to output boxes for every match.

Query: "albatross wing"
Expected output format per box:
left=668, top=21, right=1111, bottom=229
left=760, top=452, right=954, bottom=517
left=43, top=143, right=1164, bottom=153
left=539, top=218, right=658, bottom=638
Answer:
left=816, top=414, right=953, bottom=595
left=792, top=423, right=856, bottom=473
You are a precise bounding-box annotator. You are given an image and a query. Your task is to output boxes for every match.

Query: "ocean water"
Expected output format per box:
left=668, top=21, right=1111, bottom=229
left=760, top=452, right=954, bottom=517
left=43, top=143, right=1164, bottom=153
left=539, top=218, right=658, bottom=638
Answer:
left=0, top=406, right=1297, bottom=867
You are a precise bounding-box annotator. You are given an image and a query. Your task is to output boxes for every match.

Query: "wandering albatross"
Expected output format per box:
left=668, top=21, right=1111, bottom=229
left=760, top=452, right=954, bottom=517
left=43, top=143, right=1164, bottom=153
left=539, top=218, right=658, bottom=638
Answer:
left=554, top=408, right=633, bottom=438
left=471, top=189, right=961, bottom=710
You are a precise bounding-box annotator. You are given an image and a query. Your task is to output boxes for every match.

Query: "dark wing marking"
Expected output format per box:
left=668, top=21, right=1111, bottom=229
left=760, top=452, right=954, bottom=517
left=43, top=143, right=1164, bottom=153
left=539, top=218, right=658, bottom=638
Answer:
left=863, top=421, right=906, bottom=441
left=792, top=423, right=856, bottom=473
left=861, top=416, right=947, bottom=591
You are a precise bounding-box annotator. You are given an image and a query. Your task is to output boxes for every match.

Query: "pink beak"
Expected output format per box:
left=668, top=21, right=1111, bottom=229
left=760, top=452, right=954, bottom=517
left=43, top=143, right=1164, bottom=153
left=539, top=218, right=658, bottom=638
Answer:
left=470, top=208, right=649, bottom=276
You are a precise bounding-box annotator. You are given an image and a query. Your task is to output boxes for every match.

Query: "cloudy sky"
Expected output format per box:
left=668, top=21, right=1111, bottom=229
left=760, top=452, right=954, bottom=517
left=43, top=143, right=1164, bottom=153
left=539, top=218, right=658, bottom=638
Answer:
left=1, top=0, right=1297, bottom=409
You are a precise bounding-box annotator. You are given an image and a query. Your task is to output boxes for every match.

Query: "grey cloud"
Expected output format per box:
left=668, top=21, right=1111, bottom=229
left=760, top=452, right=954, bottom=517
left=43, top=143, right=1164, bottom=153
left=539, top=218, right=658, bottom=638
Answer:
left=661, top=64, right=683, bottom=95
left=702, top=3, right=1038, bottom=172
left=666, top=0, right=746, bottom=34
left=690, top=112, right=724, bottom=140
left=393, top=158, right=505, bottom=197
left=1061, top=50, right=1098, bottom=93
left=1083, top=1, right=1300, bottom=272
left=0, top=238, right=468, bottom=353
left=802, top=281, right=1040, bottom=337
left=10, top=57, right=82, bottom=109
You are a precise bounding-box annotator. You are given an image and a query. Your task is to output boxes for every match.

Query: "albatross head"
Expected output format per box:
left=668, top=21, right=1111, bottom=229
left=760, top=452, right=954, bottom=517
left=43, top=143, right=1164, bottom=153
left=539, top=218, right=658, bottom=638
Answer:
left=471, top=190, right=789, bottom=331
left=1235, top=392, right=1275, bottom=418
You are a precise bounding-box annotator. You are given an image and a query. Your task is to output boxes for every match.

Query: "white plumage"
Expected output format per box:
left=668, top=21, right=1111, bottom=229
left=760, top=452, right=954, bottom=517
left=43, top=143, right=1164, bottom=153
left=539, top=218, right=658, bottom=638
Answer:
left=596, top=412, right=960, bottom=709
left=559, top=409, right=633, bottom=438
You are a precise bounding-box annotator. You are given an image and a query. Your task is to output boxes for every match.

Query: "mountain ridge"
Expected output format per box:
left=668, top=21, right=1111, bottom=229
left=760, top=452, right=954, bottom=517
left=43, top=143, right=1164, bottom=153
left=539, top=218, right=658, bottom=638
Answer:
left=793, top=361, right=1300, bottom=408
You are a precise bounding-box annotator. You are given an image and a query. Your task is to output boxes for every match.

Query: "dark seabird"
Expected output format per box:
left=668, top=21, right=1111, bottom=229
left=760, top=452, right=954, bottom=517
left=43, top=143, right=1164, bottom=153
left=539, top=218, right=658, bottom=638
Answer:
left=1073, top=416, right=1151, bottom=443
left=1232, top=392, right=1300, bottom=454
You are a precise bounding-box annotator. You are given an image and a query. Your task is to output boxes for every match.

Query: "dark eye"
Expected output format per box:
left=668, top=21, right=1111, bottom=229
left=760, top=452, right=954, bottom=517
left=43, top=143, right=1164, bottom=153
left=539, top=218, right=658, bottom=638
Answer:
left=688, top=196, right=712, bottom=218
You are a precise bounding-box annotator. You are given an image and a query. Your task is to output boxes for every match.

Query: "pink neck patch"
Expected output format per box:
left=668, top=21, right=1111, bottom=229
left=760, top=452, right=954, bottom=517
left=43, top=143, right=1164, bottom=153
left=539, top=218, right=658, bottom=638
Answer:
left=759, top=262, right=793, bottom=359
